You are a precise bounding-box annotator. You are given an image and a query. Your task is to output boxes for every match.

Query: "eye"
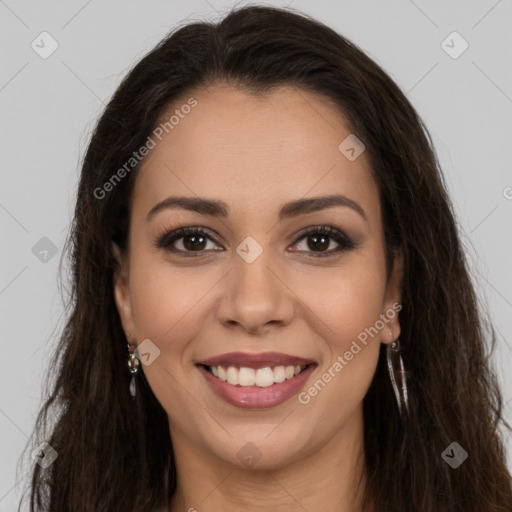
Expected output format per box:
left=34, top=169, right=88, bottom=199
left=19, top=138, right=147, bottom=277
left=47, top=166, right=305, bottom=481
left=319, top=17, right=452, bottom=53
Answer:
left=154, top=224, right=356, bottom=258
left=289, top=225, right=356, bottom=258
left=154, top=227, right=221, bottom=257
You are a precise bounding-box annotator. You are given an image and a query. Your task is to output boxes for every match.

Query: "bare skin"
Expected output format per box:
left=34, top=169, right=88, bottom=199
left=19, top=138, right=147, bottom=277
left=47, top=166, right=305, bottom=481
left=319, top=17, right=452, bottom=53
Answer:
left=113, top=83, right=403, bottom=512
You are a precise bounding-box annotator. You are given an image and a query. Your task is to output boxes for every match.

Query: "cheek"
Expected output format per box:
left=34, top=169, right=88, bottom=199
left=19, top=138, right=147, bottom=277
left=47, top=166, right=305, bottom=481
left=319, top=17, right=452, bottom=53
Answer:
left=128, top=252, right=217, bottom=351
left=291, top=253, right=387, bottom=350
left=295, top=260, right=386, bottom=417
left=127, top=257, right=212, bottom=411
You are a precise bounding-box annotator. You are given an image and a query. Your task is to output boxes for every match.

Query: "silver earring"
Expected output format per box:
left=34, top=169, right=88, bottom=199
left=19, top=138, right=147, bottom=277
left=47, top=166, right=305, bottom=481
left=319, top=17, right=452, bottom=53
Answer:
left=127, top=341, right=139, bottom=398
left=386, top=339, right=410, bottom=418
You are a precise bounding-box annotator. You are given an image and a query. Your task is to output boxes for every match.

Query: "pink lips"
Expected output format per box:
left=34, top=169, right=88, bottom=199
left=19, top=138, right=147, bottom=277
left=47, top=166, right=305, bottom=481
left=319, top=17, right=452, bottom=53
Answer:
left=197, top=351, right=317, bottom=409
left=198, top=351, right=316, bottom=369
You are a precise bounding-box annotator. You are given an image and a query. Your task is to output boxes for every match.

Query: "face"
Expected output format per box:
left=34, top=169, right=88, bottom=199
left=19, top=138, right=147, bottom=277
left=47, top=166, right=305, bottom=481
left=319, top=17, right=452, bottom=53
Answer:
left=113, top=83, right=402, bottom=470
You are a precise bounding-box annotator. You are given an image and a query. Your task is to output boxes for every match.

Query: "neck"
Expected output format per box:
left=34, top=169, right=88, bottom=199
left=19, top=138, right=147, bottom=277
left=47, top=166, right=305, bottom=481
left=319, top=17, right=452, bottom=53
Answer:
left=168, top=407, right=371, bottom=512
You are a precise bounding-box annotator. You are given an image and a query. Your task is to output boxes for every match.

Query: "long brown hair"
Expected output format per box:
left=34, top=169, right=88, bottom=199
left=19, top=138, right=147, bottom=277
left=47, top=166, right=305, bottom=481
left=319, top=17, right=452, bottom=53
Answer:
left=17, top=5, right=512, bottom=511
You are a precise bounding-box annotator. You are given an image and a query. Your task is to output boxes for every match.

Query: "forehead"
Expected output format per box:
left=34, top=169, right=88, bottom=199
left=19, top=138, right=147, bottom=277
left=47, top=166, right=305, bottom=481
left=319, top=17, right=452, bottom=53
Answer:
left=133, top=84, right=379, bottom=225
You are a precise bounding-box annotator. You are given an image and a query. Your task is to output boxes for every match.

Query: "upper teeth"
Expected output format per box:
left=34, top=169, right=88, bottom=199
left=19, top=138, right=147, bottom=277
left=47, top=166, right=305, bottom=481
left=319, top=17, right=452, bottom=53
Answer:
left=209, top=365, right=304, bottom=387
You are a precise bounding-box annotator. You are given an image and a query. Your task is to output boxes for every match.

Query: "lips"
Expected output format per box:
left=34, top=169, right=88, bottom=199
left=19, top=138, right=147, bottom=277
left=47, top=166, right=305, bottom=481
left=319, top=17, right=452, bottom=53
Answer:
left=196, top=351, right=317, bottom=408
left=198, top=351, right=316, bottom=369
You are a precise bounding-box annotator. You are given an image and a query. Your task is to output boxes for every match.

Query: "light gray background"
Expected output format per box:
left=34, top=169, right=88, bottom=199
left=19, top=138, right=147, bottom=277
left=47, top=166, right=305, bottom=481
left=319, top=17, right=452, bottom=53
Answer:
left=1, top=0, right=511, bottom=509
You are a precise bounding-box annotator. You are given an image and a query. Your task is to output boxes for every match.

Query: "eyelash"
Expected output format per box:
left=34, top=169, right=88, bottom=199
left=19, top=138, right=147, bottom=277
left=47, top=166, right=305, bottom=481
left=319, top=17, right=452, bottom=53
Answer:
left=154, top=225, right=356, bottom=258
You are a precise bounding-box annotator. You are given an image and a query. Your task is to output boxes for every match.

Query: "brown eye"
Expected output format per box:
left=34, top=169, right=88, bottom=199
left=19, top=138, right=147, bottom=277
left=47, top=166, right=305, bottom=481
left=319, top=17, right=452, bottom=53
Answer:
left=156, top=227, right=221, bottom=256
left=302, top=233, right=331, bottom=252
left=290, top=225, right=355, bottom=257
left=181, top=233, right=208, bottom=251
left=154, top=225, right=356, bottom=259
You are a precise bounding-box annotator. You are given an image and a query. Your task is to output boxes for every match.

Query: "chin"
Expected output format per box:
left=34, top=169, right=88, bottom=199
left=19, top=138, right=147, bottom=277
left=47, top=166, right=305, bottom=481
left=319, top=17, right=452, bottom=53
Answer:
left=205, top=430, right=308, bottom=471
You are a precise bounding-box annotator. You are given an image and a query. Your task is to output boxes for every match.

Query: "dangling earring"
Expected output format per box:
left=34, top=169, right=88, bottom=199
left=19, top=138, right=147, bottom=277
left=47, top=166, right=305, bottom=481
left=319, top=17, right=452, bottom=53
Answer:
left=386, top=338, right=410, bottom=418
left=126, top=333, right=139, bottom=398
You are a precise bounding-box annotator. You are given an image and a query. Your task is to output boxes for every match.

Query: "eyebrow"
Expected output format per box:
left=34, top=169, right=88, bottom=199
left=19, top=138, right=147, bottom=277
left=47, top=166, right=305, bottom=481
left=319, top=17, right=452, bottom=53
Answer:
left=146, top=194, right=368, bottom=223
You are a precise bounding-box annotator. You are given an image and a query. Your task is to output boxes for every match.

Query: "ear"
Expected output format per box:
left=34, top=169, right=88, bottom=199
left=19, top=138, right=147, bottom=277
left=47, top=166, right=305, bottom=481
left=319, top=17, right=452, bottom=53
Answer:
left=380, top=248, right=403, bottom=344
left=112, top=241, right=136, bottom=342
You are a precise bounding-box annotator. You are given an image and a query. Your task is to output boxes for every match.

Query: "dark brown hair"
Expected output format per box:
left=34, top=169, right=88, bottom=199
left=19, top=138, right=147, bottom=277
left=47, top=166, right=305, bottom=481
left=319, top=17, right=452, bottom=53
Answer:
left=17, top=5, right=512, bottom=511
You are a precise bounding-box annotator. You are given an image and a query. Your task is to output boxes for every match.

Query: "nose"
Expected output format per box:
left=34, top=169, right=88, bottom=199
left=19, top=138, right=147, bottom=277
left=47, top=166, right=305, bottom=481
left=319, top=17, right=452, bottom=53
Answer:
left=216, top=249, right=295, bottom=335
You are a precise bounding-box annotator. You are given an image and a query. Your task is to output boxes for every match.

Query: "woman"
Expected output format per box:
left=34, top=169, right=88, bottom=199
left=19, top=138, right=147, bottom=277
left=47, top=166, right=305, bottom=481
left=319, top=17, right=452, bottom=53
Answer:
left=18, top=5, right=512, bottom=511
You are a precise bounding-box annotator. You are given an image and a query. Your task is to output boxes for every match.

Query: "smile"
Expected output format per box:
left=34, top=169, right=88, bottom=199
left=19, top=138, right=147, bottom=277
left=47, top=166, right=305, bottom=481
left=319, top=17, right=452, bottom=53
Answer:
left=196, top=351, right=318, bottom=408
left=204, top=364, right=309, bottom=387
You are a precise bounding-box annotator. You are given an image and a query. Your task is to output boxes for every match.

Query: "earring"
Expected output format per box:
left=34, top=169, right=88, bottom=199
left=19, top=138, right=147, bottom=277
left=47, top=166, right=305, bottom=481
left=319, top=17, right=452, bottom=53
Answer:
left=126, top=339, right=140, bottom=398
left=386, top=338, right=410, bottom=418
